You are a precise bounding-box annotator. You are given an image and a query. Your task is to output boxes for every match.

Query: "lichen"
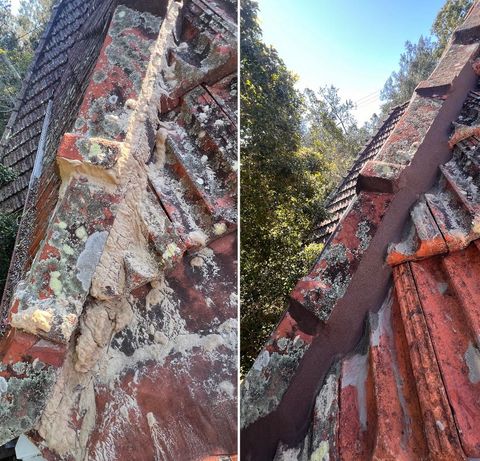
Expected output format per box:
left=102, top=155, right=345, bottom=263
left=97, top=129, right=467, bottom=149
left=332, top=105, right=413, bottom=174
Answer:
left=355, top=221, right=372, bottom=252
left=240, top=335, right=309, bottom=428
left=0, top=362, right=56, bottom=446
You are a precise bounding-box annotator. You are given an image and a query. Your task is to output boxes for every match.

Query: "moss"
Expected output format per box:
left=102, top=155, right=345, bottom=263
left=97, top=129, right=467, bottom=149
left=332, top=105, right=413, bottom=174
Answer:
left=0, top=164, right=17, bottom=187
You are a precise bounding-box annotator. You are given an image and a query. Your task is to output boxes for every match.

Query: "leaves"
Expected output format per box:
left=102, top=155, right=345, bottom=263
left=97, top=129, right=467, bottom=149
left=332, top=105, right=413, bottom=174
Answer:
left=380, top=0, right=473, bottom=115
left=240, top=0, right=367, bottom=375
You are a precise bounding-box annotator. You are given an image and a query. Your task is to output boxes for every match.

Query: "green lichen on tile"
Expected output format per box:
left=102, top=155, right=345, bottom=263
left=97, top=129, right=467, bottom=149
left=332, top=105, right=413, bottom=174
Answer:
left=0, top=363, right=56, bottom=446
left=75, top=138, right=121, bottom=169
left=12, top=181, right=116, bottom=342
left=106, top=6, right=161, bottom=93
left=379, top=94, right=443, bottom=167
left=371, top=161, right=402, bottom=181
left=76, top=6, right=161, bottom=141
left=240, top=336, right=309, bottom=428
left=109, top=5, right=162, bottom=38
left=314, top=243, right=352, bottom=320
left=356, top=220, right=372, bottom=252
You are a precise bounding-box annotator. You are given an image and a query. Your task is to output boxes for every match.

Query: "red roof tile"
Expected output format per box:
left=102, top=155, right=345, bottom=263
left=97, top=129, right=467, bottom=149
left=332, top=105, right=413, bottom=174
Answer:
left=242, top=3, right=480, bottom=459
left=0, top=1, right=237, bottom=459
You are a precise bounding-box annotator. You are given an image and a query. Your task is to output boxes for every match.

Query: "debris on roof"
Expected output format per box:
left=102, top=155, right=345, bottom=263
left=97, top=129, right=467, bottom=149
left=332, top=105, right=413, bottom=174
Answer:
left=0, top=1, right=238, bottom=459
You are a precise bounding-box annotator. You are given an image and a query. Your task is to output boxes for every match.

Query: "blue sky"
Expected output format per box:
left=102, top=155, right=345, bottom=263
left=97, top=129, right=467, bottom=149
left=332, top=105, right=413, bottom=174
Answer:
left=257, top=0, right=445, bottom=123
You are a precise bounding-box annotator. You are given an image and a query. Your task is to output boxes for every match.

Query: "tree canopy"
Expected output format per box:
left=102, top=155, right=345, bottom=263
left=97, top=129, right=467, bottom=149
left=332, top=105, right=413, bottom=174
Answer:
left=240, top=0, right=367, bottom=375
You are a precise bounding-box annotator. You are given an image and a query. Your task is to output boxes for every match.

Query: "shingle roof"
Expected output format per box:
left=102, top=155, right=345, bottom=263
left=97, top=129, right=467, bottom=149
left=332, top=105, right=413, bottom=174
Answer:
left=0, top=0, right=113, bottom=214
left=313, top=103, right=408, bottom=243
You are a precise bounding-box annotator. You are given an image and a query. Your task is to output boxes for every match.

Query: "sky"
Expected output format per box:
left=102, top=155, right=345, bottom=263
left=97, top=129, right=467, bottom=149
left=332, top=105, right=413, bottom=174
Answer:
left=257, top=0, right=445, bottom=124
left=10, top=0, right=20, bottom=14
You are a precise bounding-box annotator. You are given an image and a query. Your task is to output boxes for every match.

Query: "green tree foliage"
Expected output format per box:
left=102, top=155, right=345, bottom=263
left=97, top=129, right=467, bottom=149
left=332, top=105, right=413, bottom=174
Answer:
left=380, top=36, right=437, bottom=113
left=0, top=211, right=19, bottom=295
left=241, top=0, right=326, bottom=375
left=0, top=163, right=16, bottom=186
left=380, top=0, right=473, bottom=114
left=240, top=0, right=366, bottom=375
left=432, top=0, right=474, bottom=55
left=17, top=0, right=55, bottom=48
left=303, top=86, right=369, bottom=185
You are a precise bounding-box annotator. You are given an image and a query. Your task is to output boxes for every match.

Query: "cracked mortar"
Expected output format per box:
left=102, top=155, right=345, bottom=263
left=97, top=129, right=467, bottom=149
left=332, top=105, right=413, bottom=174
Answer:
left=32, top=2, right=234, bottom=458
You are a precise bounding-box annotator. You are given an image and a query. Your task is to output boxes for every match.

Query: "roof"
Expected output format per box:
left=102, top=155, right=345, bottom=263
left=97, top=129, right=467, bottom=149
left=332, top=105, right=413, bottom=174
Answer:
left=313, top=102, right=408, bottom=244
left=0, top=0, right=114, bottom=214
left=241, top=2, right=480, bottom=459
left=0, top=0, right=116, bottom=313
left=273, top=95, right=480, bottom=459
left=0, top=1, right=237, bottom=459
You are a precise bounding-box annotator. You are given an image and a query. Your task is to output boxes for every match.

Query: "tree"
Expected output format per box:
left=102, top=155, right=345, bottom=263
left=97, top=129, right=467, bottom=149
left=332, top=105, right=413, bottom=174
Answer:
left=380, top=0, right=474, bottom=115
left=241, top=0, right=330, bottom=374
left=16, top=0, right=55, bottom=49
left=380, top=36, right=437, bottom=114
left=432, top=0, right=473, bottom=55
left=303, top=86, right=369, bottom=185
left=0, top=0, right=54, bottom=134
left=240, top=1, right=369, bottom=375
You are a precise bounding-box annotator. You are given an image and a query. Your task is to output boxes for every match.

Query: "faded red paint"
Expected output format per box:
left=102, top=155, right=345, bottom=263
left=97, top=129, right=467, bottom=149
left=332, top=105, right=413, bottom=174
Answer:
left=0, top=330, right=65, bottom=371
left=338, top=354, right=373, bottom=461
left=291, top=191, right=391, bottom=320
left=393, top=263, right=465, bottom=460
left=411, top=253, right=480, bottom=457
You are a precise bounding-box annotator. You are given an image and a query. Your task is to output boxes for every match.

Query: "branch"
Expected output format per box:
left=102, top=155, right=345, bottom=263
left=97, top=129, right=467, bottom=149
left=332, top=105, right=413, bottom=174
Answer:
left=318, top=87, right=348, bottom=135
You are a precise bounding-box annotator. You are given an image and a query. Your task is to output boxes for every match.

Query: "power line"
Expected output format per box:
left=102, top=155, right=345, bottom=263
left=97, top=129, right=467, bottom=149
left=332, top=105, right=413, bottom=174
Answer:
left=356, top=96, right=381, bottom=108
left=355, top=89, right=380, bottom=104
left=355, top=91, right=382, bottom=108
